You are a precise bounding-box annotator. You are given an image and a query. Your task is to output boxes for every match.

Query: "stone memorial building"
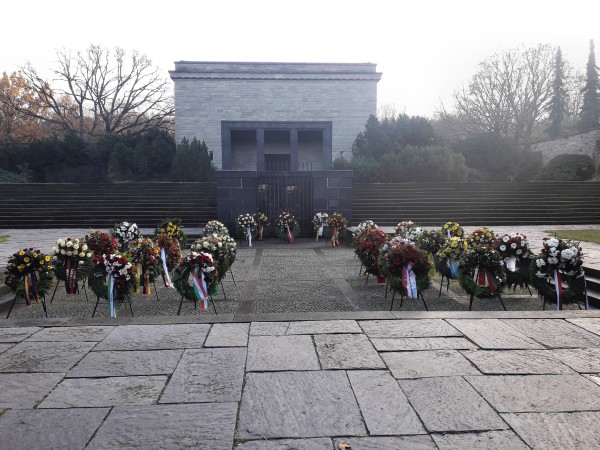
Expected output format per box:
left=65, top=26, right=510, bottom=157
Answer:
left=169, top=61, right=381, bottom=230
left=169, top=61, right=381, bottom=170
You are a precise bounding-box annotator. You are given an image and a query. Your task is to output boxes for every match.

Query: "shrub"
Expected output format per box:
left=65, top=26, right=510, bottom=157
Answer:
left=535, top=154, right=596, bottom=181
left=333, top=145, right=467, bottom=182
left=171, top=137, right=215, bottom=182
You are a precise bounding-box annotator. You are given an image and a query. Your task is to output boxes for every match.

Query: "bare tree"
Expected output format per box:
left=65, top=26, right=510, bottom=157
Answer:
left=446, top=44, right=556, bottom=144
left=16, top=45, right=174, bottom=137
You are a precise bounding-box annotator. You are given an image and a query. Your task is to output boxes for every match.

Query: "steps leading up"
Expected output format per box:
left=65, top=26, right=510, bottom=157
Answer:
left=353, top=182, right=600, bottom=226
left=0, top=182, right=217, bottom=229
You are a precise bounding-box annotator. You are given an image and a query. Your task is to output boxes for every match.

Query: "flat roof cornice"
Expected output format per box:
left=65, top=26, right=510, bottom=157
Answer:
left=170, top=61, right=381, bottom=81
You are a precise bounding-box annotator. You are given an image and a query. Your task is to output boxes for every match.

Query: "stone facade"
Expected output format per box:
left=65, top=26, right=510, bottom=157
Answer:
left=169, top=62, right=381, bottom=170
left=530, top=129, right=600, bottom=165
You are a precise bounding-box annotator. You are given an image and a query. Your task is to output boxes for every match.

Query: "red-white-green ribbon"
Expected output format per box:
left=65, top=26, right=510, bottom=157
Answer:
left=192, top=266, right=209, bottom=310
left=160, top=247, right=173, bottom=288
left=402, top=262, right=417, bottom=298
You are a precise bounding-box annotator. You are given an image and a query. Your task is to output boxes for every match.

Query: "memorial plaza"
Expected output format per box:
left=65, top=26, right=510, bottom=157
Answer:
left=1, top=225, right=600, bottom=448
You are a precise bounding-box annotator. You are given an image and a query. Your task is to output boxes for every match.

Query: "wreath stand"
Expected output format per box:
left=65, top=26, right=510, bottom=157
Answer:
left=389, top=289, right=428, bottom=311
left=49, top=279, right=90, bottom=304
left=438, top=274, right=453, bottom=297
left=92, top=294, right=134, bottom=317
left=177, top=295, right=217, bottom=316
left=6, top=293, right=47, bottom=319
left=468, top=292, right=506, bottom=311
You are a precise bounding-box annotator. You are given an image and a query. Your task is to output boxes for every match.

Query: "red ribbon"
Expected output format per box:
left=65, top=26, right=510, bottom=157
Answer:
left=286, top=225, right=295, bottom=244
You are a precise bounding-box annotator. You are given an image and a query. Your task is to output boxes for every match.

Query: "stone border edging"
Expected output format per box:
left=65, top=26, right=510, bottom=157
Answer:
left=2, top=309, right=600, bottom=328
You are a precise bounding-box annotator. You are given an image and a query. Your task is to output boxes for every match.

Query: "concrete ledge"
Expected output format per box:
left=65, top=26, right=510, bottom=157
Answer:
left=2, top=310, right=600, bottom=328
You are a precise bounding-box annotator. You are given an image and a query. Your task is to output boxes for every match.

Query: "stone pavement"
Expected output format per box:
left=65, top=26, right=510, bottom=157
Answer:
left=2, top=312, right=600, bottom=449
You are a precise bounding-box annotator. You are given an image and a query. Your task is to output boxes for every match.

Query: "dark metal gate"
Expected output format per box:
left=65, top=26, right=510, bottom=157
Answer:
left=256, top=172, right=313, bottom=235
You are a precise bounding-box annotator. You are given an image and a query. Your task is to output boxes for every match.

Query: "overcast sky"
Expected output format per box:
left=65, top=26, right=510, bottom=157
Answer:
left=3, top=0, right=599, bottom=118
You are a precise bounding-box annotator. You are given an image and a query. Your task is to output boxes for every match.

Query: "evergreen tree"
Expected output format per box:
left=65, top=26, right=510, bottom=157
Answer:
left=548, top=47, right=567, bottom=138
left=171, top=137, right=214, bottom=181
left=579, top=39, right=600, bottom=132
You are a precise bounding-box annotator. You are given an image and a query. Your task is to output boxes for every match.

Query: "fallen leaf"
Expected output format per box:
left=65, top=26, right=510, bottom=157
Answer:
left=338, top=442, right=351, bottom=449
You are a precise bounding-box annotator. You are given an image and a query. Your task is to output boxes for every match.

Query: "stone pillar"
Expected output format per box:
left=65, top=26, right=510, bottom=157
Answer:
left=290, top=128, right=298, bottom=171
left=257, top=128, right=265, bottom=172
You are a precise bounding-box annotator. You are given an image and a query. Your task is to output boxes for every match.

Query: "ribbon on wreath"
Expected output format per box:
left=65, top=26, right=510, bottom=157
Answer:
left=246, top=226, right=253, bottom=247
left=258, top=224, right=264, bottom=240
left=475, top=266, right=497, bottom=293
left=23, top=272, right=40, bottom=306
left=318, top=224, right=324, bottom=237
left=582, top=273, right=590, bottom=310
left=402, top=262, right=417, bottom=298
left=553, top=269, right=563, bottom=310
left=331, top=226, right=339, bottom=246
left=142, top=266, right=151, bottom=296
left=506, top=256, right=517, bottom=272
left=66, top=258, right=77, bottom=294
left=286, top=224, right=295, bottom=244
left=160, top=247, right=174, bottom=288
left=135, top=263, right=142, bottom=294
left=447, top=257, right=458, bottom=277
left=108, top=275, right=118, bottom=317
left=192, top=266, right=209, bottom=310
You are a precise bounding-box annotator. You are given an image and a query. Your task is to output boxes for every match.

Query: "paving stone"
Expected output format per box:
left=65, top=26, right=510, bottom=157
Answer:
left=372, top=337, right=477, bottom=351
left=237, top=438, right=334, bottom=450
left=567, top=317, right=600, bottom=336
left=88, top=403, right=237, bottom=450
left=0, top=343, right=13, bottom=353
left=68, top=349, right=183, bottom=377
left=159, top=347, right=246, bottom=403
left=333, top=436, right=436, bottom=449
left=466, top=374, right=600, bottom=412
left=347, top=370, right=425, bottom=435
left=399, top=376, right=508, bottom=432
left=24, top=325, right=114, bottom=341
left=255, top=279, right=345, bottom=302
left=502, top=411, right=600, bottom=449
left=286, top=320, right=362, bottom=334
left=314, top=334, right=385, bottom=369
left=359, top=319, right=462, bottom=338
left=383, top=350, right=481, bottom=378
left=237, top=371, right=366, bottom=439
left=94, top=324, right=210, bottom=350
left=204, top=323, right=249, bottom=347
left=246, top=335, right=320, bottom=371
left=0, top=326, right=41, bottom=343
left=431, top=430, right=530, bottom=449
left=552, top=348, right=600, bottom=373
left=463, top=350, right=575, bottom=374
left=0, top=341, right=95, bottom=372
left=503, top=318, right=600, bottom=348
left=447, top=319, right=543, bottom=349
left=249, top=321, right=290, bottom=335
left=259, top=263, right=325, bottom=280
left=586, top=374, right=600, bottom=386
left=38, top=375, right=167, bottom=408
left=0, top=372, right=65, bottom=408
left=0, top=407, right=109, bottom=450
